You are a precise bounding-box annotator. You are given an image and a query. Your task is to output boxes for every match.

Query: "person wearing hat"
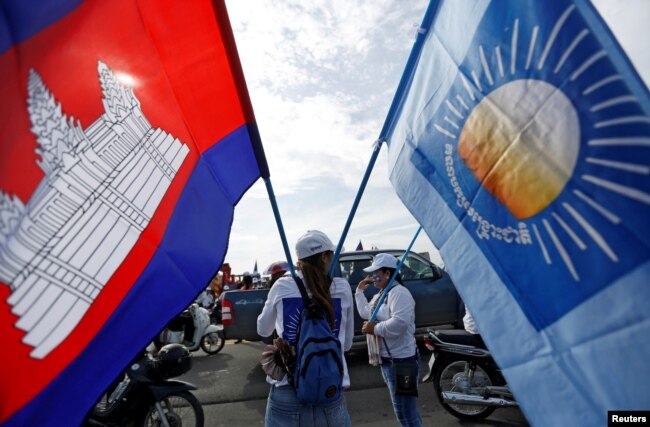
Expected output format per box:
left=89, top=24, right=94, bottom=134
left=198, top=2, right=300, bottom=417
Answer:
left=267, top=261, right=288, bottom=288
left=257, top=230, right=354, bottom=426
left=355, top=253, right=422, bottom=427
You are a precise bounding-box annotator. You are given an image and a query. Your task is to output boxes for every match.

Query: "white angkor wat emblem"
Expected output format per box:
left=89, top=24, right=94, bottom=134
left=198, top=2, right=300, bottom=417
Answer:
left=0, top=61, right=189, bottom=359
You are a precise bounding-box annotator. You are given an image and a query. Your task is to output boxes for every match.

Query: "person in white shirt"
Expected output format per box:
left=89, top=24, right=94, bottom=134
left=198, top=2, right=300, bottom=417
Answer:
left=356, top=253, right=422, bottom=427
left=196, top=289, right=215, bottom=309
left=257, top=230, right=354, bottom=427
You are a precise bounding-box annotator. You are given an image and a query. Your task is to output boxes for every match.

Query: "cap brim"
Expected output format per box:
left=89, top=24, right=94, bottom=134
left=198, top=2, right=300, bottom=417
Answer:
left=363, top=265, right=381, bottom=273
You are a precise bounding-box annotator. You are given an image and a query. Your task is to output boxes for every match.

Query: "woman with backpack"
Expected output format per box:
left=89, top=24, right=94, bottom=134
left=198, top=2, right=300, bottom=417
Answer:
left=356, top=253, right=422, bottom=427
left=257, top=230, right=354, bottom=426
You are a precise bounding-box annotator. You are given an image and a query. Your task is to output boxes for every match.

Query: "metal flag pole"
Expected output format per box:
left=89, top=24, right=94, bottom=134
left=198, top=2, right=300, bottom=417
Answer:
left=328, top=140, right=383, bottom=276
left=264, top=177, right=297, bottom=279
left=328, top=3, right=437, bottom=276
left=369, top=226, right=422, bottom=323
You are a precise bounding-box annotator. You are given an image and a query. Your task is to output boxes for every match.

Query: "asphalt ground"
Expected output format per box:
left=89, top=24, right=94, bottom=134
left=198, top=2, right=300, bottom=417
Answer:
left=201, top=380, right=528, bottom=426
left=179, top=339, right=530, bottom=426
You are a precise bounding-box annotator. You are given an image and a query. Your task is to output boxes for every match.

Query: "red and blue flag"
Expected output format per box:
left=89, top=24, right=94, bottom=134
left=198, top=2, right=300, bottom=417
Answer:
left=0, top=0, right=267, bottom=425
left=384, top=1, right=650, bottom=425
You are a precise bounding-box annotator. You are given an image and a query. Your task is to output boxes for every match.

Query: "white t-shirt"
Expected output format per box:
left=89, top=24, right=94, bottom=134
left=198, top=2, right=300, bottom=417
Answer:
left=257, top=273, right=354, bottom=387
left=463, top=305, right=480, bottom=334
left=197, top=292, right=214, bottom=308
left=355, top=284, right=417, bottom=359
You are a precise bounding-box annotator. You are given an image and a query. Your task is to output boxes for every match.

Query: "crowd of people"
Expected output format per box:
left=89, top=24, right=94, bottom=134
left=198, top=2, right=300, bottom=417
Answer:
left=220, top=264, right=289, bottom=294
left=197, top=262, right=290, bottom=307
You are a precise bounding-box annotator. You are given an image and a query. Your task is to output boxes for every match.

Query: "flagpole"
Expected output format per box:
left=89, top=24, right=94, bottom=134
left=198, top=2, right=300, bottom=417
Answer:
left=264, top=177, right=297, bottom=278
left=329, top=1, right=439, bottom=276
left=328, top=140, right=383, bottom=276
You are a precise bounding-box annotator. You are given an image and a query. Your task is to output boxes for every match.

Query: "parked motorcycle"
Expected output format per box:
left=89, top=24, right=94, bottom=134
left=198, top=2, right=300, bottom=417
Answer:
left=422, top=329, right=518, bottom=420
left=86, top=344, right=204, bottom=427
left=161, top=303, right=225, bottom=355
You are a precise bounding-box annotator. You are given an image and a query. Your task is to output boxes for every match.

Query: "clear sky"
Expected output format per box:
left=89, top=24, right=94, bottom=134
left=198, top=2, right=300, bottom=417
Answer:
left=222, top=0, right=649, bottom=276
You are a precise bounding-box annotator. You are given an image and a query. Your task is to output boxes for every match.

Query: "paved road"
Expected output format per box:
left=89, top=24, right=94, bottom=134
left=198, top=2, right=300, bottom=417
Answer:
left=178, top=339, right=529, bottom=426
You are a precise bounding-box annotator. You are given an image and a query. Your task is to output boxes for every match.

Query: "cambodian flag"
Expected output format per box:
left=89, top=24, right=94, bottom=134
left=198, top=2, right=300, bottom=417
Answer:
left=384, top=1, right=649, bottom=425
left=0, top=0, right=267, bottom=425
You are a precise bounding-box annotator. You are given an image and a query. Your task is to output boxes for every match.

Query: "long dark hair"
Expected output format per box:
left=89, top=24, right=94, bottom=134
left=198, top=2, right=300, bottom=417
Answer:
left=297, top=251, right=335, bottom=329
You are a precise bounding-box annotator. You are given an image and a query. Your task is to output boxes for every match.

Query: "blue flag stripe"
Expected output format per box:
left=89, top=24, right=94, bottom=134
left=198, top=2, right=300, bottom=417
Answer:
left=0, top=0, right=84, bottom=54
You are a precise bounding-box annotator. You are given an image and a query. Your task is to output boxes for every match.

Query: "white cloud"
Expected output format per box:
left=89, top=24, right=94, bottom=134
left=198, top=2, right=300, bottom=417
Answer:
left=226, top=1, right=423, bottom=93
left=224, top=0, right=429, bottom=205
left=249, top=89, right=375, bottom=195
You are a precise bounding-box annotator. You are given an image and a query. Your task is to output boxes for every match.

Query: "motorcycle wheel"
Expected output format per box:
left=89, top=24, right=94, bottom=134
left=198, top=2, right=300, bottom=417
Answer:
left=200, top=331, right=225, bottom=354
left=433, top=357, right=496, bottom=420
left=139, top=391, right=204, bottom=427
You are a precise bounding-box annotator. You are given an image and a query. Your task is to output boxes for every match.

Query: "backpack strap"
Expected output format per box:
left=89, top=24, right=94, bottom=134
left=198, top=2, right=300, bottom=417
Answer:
left=294, top=276, right=311, bottom=306
left=295, top=275, right=334, bottom=309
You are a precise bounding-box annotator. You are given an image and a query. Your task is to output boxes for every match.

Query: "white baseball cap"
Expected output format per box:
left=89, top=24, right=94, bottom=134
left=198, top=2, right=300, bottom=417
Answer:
left=295, top=230, right=335, bottom=259
left=363, top=253, right=398, bottom=272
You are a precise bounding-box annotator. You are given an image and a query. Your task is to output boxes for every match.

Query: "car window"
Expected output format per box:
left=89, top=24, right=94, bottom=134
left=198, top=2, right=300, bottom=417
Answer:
left=339, top=259, right=371, bottom=285
left=338, top=252, right=440, bottom=283
left=401, top=254, right=435, bottom=280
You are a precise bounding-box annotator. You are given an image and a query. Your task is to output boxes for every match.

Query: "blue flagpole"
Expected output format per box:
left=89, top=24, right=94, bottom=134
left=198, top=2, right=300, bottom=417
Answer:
left=329, top=140, right=383, bottom=276
left=369, top=226, right=422, bottom=323
left=264, top=177, right=297, bottom=279
left=329, top=1, right=440, bottom=276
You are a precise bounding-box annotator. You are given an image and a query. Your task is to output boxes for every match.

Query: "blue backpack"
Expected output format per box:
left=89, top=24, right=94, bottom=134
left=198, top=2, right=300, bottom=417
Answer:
left=292, top=277, right=343, bottom=405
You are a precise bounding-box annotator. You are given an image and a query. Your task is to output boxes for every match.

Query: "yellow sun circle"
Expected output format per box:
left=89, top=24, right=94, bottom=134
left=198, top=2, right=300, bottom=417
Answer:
left=458, top=79, right=580, bottom=219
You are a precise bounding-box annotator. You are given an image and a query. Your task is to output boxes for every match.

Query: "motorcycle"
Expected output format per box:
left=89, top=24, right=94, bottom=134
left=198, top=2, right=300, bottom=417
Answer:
left=422, top=329, right=518, bottom=420
left=160, top=303, right=225, bottom=355
left=86, top=344, right=204, bottom=427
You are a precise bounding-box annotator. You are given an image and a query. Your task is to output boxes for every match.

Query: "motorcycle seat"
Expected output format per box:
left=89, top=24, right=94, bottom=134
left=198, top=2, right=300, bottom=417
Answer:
left=434, top=329, right=487, bottom=349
